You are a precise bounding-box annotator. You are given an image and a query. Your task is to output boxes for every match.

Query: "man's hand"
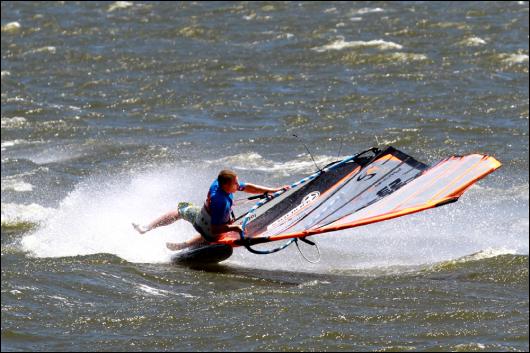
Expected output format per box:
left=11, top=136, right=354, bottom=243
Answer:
left=212, top=223, right=243, bottom=235
left=230, top=224, right=244, bottom=234
left=132, top=223, right=149, bottom=235
left=271, top=185, right=290, bottom=193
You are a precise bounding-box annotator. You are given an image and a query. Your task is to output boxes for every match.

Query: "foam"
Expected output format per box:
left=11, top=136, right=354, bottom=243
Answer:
left=1, top=203, right=54, bottom=225
left=22, top=46, right=57, bottom=56
left=457, top=36, right=487, bottom=46
left=1, top=21, right=21, bottom=33
left=20, top=168, right=210, bottom=263
left=107, top=1, right=133, bottom=12
left=1, top=117, right=27, bottom=128
left=351, top=7, right=384, bottom=15
left=313, top=38, right=403, bottom=52
left=16, top=156, right=528, bottom=273
left=210, top=152, right=342, bottom=175
left=1, top=179, right=34, bottom=192
left=1, top=139, right=29, bottom=151
left=502, top=53, right=529, bottom=64
left=458, top=248, right=517, bottom=262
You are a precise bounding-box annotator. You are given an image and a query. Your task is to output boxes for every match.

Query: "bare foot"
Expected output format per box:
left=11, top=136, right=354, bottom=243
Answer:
left=132, top=223, right=148, bottom=234
left=166, top=242, right=187, bottom=251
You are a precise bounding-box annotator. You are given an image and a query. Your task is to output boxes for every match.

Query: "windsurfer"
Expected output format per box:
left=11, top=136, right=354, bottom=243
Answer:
left=132, top=170, right=287, bottom=251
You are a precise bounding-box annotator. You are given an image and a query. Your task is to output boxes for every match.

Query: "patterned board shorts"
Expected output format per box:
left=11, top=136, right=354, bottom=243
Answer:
left=177, top=202, right=201, bottom=224
left=178, top=202, right=220, bottom=242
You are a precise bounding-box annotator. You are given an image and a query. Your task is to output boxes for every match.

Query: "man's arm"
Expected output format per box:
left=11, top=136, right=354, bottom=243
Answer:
left=242, top=183, right=288, bottom=194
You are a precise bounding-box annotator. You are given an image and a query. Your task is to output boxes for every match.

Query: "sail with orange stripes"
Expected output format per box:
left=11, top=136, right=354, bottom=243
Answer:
left=216, top=147, right=501, bottom=250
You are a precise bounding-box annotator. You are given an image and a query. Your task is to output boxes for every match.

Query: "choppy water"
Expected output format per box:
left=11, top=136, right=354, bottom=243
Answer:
left=2, top=1, right=528, bottom=351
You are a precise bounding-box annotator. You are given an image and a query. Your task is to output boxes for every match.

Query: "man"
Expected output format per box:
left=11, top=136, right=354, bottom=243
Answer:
left=133, top=170, right=287, bottom=251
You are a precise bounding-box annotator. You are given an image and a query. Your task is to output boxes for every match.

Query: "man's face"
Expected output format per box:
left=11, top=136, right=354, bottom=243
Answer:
left=221, top=176, right=239, bottom=193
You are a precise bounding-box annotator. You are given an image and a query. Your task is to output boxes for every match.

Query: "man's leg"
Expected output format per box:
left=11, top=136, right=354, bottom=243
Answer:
left=166, top=234, right=207, bottom=251
left=132, top=208, right=181, bottom=234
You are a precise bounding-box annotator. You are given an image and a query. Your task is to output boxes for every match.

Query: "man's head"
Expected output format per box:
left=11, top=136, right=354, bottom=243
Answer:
left=218, top=169, right=239, bottom=193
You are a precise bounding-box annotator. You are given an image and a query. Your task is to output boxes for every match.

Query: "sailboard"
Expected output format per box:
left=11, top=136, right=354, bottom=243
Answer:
left=171, top=244, right=233, bottom=266
left=214, top=146, right=501, bottom=255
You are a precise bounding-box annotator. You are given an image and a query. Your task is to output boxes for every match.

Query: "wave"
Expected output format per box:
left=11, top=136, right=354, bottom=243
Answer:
left=1, top=139, right=29, bottom=151
left=351, top=7, right=385, bottom=15
left=313, top=38, right=403, bottom=52
left=456, top=36, right=487, bottom=47
left=22, top=46, right=57, bottom=56
left=340, top=51, right=429, bottom=66
left=1, top=203, right=55, bottom=226
left=1, top=117, right=27, bottom=128
left=423, top=249, right=528, bottom=284
left=209, top=152, right=342, bottom=175
left=501, top=53, right=529, bottom=64
left=107, top=1, right=133, bottom=12
left=1, top=179, right=34, bottom=192
left=11, top=153, right=527, bottom=275
left=1, top=21, right=21, bottom=33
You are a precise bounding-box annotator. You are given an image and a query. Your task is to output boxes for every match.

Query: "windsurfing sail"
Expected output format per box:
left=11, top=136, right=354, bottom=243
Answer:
left=216, top=146, right=501, bottom=250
